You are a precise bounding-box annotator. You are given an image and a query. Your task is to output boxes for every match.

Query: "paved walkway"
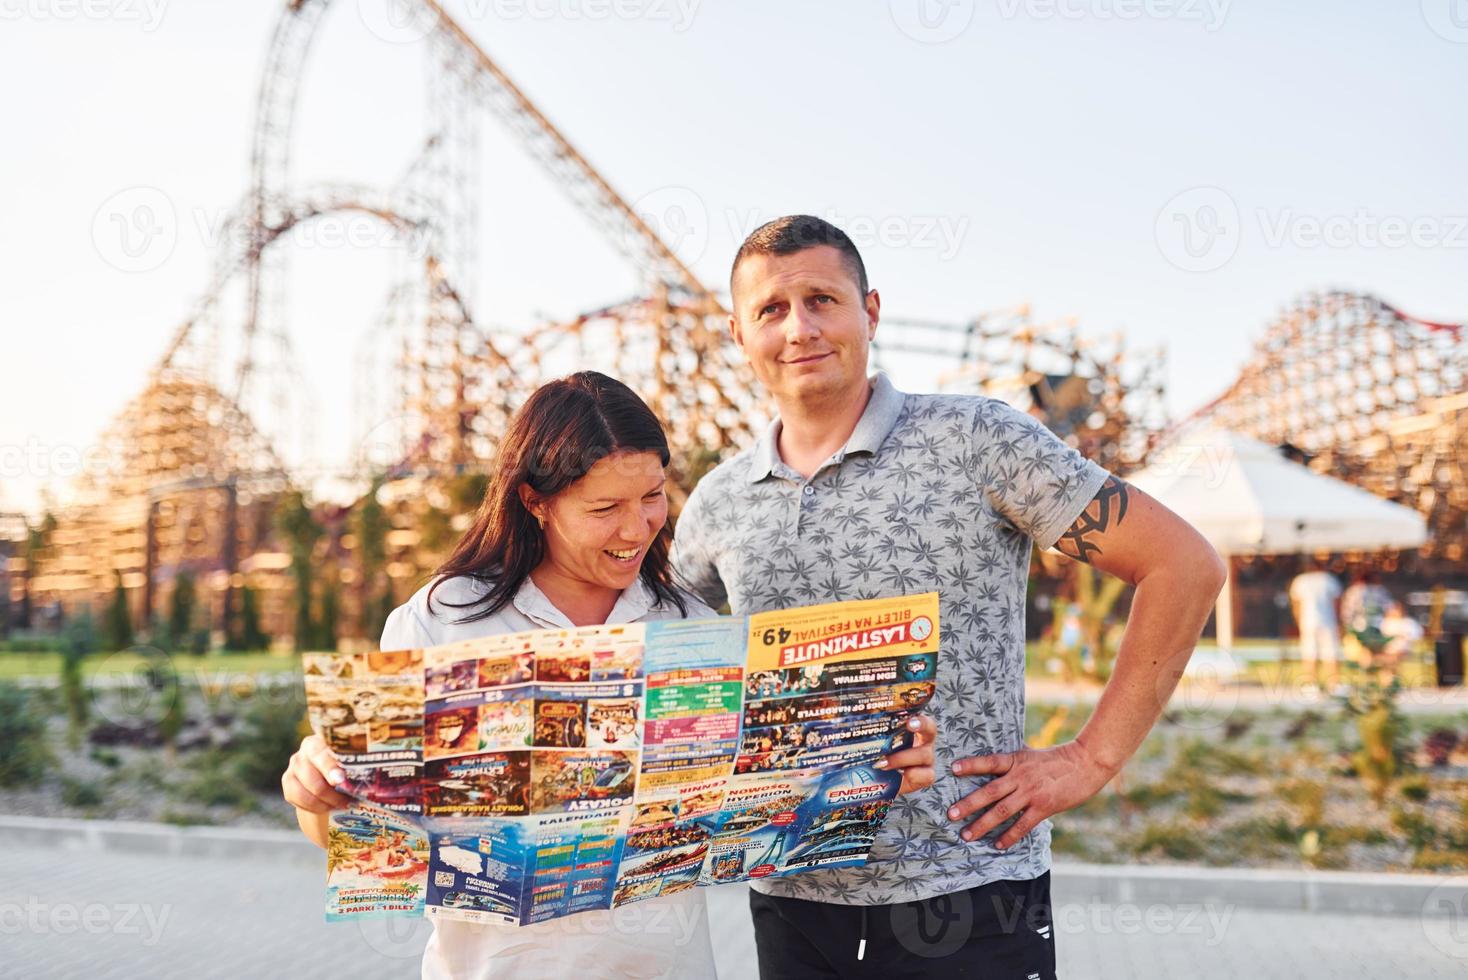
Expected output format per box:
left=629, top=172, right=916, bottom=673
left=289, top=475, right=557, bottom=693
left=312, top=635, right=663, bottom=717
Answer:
left=3, top=840, right=1465, bottom=978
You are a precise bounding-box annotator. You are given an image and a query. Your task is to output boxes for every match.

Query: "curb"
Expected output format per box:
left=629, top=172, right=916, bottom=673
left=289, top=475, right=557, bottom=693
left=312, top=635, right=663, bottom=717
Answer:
left=1052, top=860, right=1468, bottom=918
left=3, top=815, right=1464, bottom=917
left=0, top=814, right=317, bottom=864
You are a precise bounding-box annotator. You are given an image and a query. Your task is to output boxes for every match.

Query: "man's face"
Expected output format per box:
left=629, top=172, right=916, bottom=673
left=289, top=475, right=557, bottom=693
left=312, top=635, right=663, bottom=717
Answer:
left=729, top=245, right=879, bottom=406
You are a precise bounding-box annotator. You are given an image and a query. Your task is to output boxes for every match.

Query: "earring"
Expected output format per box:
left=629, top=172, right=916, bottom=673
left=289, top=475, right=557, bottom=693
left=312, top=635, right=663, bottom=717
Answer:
left=535, top=515, right=545, bottom=529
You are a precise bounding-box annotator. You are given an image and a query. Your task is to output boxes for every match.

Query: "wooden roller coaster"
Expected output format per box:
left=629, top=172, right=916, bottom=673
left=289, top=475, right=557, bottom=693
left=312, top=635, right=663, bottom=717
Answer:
left=11, top=2, right=1462, bottom=647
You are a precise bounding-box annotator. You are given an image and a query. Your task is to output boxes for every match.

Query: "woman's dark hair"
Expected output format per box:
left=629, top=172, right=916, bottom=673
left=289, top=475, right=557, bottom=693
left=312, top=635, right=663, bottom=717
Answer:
left=428, top=371, right=686, bottom=622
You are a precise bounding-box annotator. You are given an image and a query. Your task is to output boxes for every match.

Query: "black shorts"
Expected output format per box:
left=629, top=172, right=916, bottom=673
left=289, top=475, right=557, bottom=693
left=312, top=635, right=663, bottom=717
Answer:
left=748, top=872, right=1056, bottom=980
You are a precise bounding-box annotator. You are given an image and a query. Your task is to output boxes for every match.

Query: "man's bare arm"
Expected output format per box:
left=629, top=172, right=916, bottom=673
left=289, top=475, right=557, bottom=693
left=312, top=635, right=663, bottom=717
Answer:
left=1053, top=476, right=1131, bottom=564
left=947, top=477, right=1225, bottom=847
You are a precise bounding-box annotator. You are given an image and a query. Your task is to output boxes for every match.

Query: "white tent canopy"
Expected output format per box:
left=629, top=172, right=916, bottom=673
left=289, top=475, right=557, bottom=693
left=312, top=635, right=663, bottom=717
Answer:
left=1128, top=427, right=1428, bottom=649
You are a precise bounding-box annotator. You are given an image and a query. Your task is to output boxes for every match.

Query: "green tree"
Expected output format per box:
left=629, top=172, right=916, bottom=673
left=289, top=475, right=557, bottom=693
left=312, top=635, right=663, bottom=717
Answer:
left=168, top=571, right=198, bottom=655
left=60, top=606, right=97, bottom=748
left=166, top=572, right=191, bottom=644
left=62, top=605, right=99, bottom=657
left=238, top=584, right=268, bottom=651
left=105, top=571, right=133, bottom=652
left=418, top=503, right=454, bottom=555
left=274, top=491, right=324, bottom=653
left=353, top=480, right=392, bottom=641
left=367, top=588, right=396, bottom=646
left=447, top=472, right=489, bottom=514
left=0, top=543, right=11, bottom=640
left=315, top=577, right=340, bottom=651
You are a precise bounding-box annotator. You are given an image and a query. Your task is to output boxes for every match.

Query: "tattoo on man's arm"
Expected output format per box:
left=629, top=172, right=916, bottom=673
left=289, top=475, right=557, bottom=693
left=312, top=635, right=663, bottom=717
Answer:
left=1055, top=477, right=1130, bottom=562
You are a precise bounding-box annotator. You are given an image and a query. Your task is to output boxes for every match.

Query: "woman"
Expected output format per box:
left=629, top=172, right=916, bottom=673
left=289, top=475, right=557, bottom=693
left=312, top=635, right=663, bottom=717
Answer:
left=282, top=372, right=936, bottom=978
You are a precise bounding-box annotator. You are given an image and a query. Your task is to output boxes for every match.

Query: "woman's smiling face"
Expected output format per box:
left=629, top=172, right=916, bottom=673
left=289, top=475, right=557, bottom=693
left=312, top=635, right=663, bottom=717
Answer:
left=524, top=450, right=669, bottom=593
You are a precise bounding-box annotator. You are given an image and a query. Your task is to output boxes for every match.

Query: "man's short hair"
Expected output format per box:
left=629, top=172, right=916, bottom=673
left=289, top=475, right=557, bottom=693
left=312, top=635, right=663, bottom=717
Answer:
left=730, top=214, right=869, bottom=300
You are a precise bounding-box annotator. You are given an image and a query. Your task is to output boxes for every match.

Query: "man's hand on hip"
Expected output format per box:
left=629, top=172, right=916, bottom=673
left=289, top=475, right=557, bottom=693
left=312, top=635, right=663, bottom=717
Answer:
left=945, top=740, right=1116, bottom=849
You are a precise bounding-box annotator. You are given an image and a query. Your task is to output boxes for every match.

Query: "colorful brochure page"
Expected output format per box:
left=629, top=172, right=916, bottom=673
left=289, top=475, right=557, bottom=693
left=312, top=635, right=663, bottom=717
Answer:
left=303, top=592, right=939, bottom=925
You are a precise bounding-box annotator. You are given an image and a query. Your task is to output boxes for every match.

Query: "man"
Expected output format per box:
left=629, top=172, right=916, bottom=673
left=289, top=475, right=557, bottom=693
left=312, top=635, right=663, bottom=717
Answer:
left=673, top=215, right=1225, bottom=978
left=1289, top=559, right=1343, bottom=695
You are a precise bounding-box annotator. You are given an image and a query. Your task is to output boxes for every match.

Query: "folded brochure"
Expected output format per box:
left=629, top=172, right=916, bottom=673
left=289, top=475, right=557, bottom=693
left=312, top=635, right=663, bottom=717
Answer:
left=304, top=592, right=939, bottom=925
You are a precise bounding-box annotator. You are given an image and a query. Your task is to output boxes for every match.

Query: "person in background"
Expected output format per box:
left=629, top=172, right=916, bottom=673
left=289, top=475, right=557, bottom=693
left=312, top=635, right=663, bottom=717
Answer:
left=1340, top=569, right=1393, bottom=672
left=1378, top=600, right=1424, bottom=685
left=1289, top=558, right=1343, bottom=696
left=280, top=371, right=936, bottom=980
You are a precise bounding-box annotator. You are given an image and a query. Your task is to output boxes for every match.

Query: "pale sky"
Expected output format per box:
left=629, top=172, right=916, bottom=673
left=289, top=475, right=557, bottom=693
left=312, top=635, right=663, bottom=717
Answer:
left=2, top=0, right=1465, bottom=518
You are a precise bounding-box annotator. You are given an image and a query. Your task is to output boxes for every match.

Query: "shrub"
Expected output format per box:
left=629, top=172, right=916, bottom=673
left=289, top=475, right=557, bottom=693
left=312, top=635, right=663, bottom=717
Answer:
left=1131, top=822, right=1207, bottom=861
left=1170, top=738, right=1264, bottom=778
left=1225, top=817, right=1296, bottom=862
left=1279, top=778, right=1327, bottom=827
left=0, top=683, right=52, bottom=787
left=0, top=636, right=60, bottom=654
left=1183, top=779, right=1226, bottom=820
left=1412, top=849, right=1468, bottom=871
left=179, top=753, right=258, bottom=810
left=117, top=756, right=170, bottom=793
left=1390, top=806, right=1438, bottom=850
left=89, top=748, right=121, bottom=769
left=1122, top=782, right=1179, bottom=807
left=1049, top=825, right=1093, bottom=859
left=61, top=778, right=104, bottom=808
left=1283, top=710, right=1319, bottom=740
left=1324, top=823, right=1389, bottom=846
left=1422, top=729, right=1459, bottom=767
left=159, top=809, right=214, bottom=827
left=1234, top=815, right=1296, bottom=846
left=1340, top=679, right=1407, bottom=804
left=230, top=689, right=308, bottom=794
left=1399, top=776, right=1430, bottom=802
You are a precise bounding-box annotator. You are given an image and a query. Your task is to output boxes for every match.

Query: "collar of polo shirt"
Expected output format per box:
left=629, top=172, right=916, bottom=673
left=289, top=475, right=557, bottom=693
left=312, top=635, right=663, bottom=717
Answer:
left=746, top=372, right=908, bottom=484
left=510, top=571, right=659, bottom=628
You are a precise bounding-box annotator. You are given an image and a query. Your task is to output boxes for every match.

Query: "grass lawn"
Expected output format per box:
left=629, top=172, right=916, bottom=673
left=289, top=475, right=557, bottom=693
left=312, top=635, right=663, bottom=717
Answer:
left=1027, top=698, right=1468, bottom=873
left=0, top=650, right=303, bottom=681
left=1237, top=658, right=1436, bottom=688
left=1025, top=639, right=1441, bottom=688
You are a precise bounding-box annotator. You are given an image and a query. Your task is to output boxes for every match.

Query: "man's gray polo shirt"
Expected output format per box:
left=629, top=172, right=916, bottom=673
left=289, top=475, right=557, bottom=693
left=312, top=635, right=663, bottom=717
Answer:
left=672, top=372, right=1110, bottom=905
